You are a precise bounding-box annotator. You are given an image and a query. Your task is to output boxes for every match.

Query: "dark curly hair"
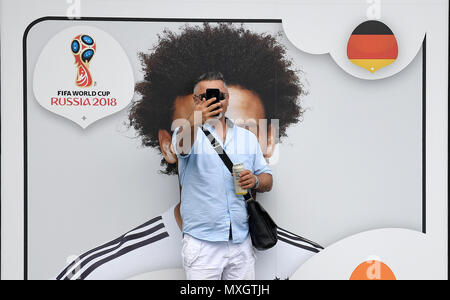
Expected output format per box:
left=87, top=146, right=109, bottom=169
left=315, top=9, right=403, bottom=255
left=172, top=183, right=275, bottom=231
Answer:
left=129, top=22, right=304, bottom=175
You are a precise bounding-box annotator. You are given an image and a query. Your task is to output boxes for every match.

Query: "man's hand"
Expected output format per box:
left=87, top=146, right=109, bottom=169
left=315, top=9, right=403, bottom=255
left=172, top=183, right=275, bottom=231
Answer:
left=238, top=170, right=257, bottom=189
left=189, top=96, right=223, bottom=126
left=179, top=96, right=223, bottom=155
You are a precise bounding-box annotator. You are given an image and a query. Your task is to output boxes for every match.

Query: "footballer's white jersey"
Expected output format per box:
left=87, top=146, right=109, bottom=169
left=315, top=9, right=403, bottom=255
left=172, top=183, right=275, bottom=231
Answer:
left=55, top=204, right=322, bottom=280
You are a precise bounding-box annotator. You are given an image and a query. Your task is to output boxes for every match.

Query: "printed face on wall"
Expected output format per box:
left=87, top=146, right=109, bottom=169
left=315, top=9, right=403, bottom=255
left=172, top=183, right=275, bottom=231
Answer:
left=157, top=85, right=278, bottom=165
left=130, top=23, right=303, bottom=175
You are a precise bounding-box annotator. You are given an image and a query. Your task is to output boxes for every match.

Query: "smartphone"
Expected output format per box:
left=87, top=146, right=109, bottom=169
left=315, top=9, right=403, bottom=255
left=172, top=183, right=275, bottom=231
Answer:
left=205, top=88, right=221, bottom=117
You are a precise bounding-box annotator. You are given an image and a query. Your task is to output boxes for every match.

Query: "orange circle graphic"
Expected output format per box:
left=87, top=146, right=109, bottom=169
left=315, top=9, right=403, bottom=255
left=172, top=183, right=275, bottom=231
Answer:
left=350, top=260, right=396, bottom=280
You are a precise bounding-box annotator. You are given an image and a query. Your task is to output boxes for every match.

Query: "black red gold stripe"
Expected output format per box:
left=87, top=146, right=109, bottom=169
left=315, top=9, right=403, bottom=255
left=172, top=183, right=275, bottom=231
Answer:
left=347, top=20, right=398, bottom=73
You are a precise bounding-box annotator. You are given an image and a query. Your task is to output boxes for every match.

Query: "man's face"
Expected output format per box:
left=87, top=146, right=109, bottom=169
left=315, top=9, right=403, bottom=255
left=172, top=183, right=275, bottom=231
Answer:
left=159, top=85, right=276, bottom=164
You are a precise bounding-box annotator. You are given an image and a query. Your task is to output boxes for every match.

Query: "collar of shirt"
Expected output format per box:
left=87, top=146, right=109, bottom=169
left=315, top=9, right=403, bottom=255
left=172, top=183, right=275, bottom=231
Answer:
left=202, top=117, right=235, bottom=149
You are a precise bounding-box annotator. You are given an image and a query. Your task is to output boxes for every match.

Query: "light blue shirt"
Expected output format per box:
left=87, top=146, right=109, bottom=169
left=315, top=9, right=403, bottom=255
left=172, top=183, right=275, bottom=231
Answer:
left=172, top=119, right=272, bottom=244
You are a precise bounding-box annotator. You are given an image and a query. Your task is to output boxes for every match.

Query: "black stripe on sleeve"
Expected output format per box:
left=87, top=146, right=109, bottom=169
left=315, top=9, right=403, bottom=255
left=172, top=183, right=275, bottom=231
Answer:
left=77, top=232, right=170, bottom=280
left=277, top=236, right=320, bottom=253
left=63, top=222, right=166, bottom=280
left=56, top=216, right=163, bottom=280
left=277, top=228, right=324, bottom=250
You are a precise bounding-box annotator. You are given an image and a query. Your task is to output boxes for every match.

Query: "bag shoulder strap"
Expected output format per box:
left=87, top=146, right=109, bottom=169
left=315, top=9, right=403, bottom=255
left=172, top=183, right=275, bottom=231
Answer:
left=202, top=128, right=253, bottom=202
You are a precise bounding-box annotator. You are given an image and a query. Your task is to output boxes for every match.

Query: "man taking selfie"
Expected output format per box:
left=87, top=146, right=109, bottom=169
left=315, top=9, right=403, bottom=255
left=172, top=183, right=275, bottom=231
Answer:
left=172, top=71, right=273, bottom=280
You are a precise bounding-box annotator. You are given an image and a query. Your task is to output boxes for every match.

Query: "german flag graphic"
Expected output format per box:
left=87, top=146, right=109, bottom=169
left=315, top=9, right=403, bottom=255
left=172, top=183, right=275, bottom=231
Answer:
left=347, top=20, right=398, bottom=73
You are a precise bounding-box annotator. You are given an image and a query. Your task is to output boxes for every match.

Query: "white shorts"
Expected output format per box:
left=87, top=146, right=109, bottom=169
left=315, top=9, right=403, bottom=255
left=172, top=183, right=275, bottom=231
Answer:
left=181, top=234, right=256, bottom=280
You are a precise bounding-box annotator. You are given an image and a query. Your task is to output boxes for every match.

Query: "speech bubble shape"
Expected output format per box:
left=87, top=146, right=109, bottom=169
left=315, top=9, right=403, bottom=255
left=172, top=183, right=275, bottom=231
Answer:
left=33, top=25, right=134, bottom=129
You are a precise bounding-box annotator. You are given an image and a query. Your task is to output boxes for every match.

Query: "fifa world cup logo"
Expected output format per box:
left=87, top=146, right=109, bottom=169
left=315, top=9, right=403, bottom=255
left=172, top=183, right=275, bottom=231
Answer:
left=71, top=34, right=96, bottom=88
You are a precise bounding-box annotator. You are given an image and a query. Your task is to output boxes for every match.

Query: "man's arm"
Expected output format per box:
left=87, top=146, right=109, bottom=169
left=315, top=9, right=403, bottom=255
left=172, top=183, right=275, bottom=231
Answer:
left=255, top=173, right=273, bottom=193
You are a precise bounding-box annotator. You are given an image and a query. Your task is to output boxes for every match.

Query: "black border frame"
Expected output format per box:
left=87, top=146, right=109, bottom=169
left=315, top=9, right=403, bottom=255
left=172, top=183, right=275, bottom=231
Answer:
left=21, top=16, right=427, bottom=280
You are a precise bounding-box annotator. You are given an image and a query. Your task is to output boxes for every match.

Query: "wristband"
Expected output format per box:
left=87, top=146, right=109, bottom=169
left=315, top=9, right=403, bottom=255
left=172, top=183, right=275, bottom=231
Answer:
left=253, top=175, right=260, bottom=190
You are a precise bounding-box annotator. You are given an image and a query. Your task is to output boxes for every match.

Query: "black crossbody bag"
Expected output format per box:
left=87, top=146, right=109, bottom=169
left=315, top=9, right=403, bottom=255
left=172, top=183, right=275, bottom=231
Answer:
left=202, top=128, right=278, bottom=250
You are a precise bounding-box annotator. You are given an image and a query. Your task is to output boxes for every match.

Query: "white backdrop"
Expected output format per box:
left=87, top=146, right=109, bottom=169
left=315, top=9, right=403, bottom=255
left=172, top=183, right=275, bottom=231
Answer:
left=25, top=20, right=422, bottom=279
left=1, top=0, right=446, bottom=281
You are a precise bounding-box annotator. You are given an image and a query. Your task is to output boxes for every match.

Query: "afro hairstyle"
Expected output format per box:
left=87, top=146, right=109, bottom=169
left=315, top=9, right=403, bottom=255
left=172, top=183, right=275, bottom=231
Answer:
left=130, top=22, right=304, bottom=175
